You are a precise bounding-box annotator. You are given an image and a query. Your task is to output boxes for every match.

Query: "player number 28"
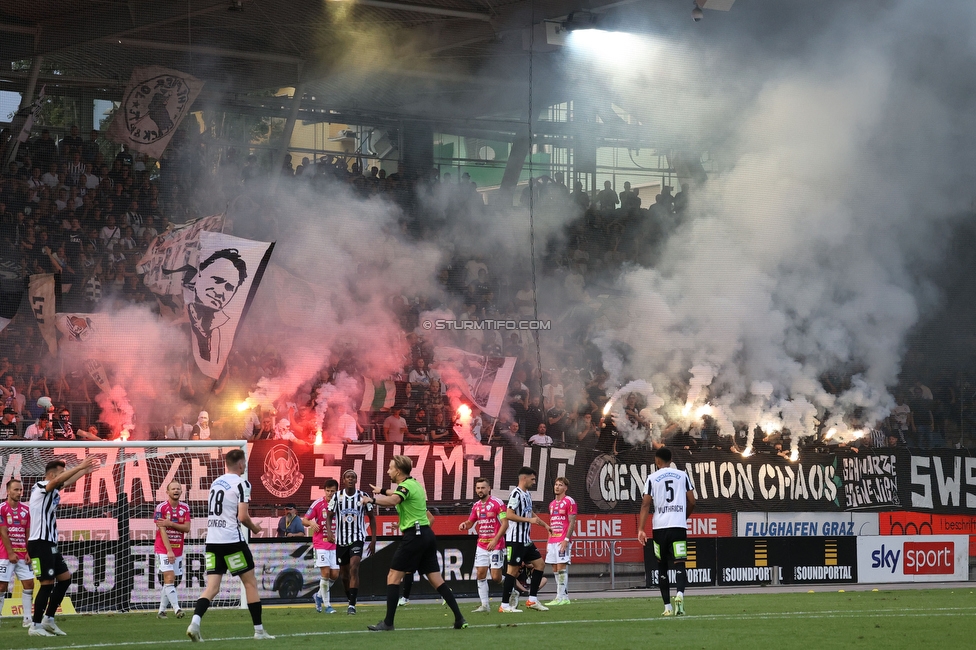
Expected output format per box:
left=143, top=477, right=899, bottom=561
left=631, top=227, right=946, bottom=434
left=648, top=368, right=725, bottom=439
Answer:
left=208, top=490, right=224, bottom=516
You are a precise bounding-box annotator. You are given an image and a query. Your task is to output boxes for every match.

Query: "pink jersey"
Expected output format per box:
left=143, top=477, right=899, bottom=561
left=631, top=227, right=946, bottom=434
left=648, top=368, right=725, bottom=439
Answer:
left=468, top=495, right=506, bottom=550
left=548, top=495, right=577, bottom=544
left=305, top=498, right=336, bottom=550
left=0, top=501, right=30, bottom=561
left=154, top=501, right=191, bottom=556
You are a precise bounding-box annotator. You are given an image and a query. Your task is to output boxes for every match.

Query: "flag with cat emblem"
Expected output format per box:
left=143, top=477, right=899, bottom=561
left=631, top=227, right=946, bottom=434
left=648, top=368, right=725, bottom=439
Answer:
left=105, top=66, right=204, bottom=158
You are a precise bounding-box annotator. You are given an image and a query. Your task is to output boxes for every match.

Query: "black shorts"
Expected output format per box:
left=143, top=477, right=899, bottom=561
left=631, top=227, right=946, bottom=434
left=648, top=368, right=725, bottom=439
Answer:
left=205, top=542, right=256, bottom=576
left=337, top=541, right=365, bottom=566
left=651, top=527, right=688, bottom=565
left=27, top=540, right=69, bottom=580
left=390, top=526, right=439, bottom=575
left=506, top=541, right=542, bottom=567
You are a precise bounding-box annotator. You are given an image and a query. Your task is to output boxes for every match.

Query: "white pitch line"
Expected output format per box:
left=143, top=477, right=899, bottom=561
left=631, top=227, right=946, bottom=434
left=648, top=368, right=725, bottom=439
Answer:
left=6, top=607, right=976, bottom=650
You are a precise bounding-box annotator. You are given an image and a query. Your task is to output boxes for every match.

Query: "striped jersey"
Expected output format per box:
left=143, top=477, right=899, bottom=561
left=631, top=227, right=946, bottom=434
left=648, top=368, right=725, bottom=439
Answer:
left=643, top=467, right=695, bottom=530
left=328, top=489, right=373, bottom=545
left=28, top=481, right=60, bottom=542
left=206, top=473, right=249, bottom=544
left=505, top=487, right=534, bottom=544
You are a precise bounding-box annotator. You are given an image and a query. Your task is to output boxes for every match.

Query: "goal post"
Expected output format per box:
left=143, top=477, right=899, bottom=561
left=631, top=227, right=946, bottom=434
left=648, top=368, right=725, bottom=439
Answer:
left=0, top=440, right=249, bottom=614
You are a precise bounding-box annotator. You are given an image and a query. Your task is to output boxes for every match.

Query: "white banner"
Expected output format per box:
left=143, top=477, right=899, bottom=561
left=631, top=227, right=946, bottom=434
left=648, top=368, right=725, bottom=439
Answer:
left=28, top=273, right=57, bottom=354
left=184, top=232, right=273, bottom=378
left=737, top=512, right=880, bottom=537
left=105, top=66, right=204, bottom=159
left=138, top=214, right=224, bottom=297
left=856, top=535, right=969, bottom=583
left=433, top=347, right=517, bottom=418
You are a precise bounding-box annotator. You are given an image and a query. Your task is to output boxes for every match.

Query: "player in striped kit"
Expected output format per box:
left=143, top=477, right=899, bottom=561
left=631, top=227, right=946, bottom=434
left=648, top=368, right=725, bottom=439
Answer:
left=326, top=470, right=376, bottom=615
left=27, top=457, right=100, bottom=637
left=154, top=480, right=191, bottom=619
left=500, top=466, right=551, bottom=613
left=0, top=479, right=34, bottom=629
left=458, top=477, right=507, bottom=613
left=302, top=479, right=340, bottom=613
left=545, top=477, right=577, bottom=606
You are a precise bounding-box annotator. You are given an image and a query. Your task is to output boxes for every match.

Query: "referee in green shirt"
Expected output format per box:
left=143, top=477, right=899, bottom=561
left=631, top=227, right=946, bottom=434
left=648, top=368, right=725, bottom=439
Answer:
left=362, top=454, right=468, bottom=631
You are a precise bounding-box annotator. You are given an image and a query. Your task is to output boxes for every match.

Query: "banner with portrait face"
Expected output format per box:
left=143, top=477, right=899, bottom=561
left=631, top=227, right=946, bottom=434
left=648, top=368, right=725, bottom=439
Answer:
left=182, top=232, right=274, bottom=379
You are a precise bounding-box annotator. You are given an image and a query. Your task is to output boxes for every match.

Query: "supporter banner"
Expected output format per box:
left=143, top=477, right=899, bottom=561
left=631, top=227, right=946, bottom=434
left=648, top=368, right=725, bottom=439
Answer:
left=248, top=441, right=579, bottom=507
left=0, top=446, right=232, bottom=506
left=856, top=535, right=969, bottom=583
left=105, top=66, right=204, bottom=158
left=138, top=214, right=224, bottom=297
left=433, top=347, right=517, bottom=418
left=840, top=453, right=899, bottom=509
left=28, top=272, right=58, bottom=354
left=906, top=451, right=976, bottom=511
left=183, top=232, right=274, bottom=379
left=737, top=512, right=879, bottom=537
left=0, top=259, right=25, bottom=333
left=717, top=537, right=857, bottom=586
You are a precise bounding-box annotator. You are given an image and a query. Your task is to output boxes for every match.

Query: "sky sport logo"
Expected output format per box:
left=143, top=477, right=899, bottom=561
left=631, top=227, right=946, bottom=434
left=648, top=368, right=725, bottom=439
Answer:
left=425, top=319, right=552, bottom=331
left=870, top=541, right=954, bottom=575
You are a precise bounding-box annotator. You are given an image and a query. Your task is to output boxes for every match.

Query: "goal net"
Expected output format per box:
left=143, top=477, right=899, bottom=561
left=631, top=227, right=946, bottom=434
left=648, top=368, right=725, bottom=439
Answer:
left=0, top=440, right=248, bottom=615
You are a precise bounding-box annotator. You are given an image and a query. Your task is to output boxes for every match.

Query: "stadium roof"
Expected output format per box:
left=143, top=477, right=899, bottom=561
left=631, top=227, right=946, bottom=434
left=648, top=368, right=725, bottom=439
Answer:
left=0, top=0, right=663, bottom=130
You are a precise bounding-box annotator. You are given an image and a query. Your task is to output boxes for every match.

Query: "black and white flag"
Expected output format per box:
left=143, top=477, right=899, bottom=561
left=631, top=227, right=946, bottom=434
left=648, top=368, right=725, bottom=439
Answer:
left=105, top=66, right=204, bottom=158
left=28, top=273, right=59, bottom=354
left=180, top=232, right=273, bottom=379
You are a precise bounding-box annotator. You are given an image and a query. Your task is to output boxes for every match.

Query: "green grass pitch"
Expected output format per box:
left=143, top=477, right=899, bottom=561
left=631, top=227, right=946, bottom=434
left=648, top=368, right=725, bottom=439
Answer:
left=2, top=589, right=974, bottom=649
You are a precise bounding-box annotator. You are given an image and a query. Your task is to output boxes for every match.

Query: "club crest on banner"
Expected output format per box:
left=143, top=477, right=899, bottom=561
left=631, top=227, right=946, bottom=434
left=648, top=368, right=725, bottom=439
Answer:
left=261, top=445, right=304, bottom=499
left=106, top=66, right=204, bottom=158
left=57, top=314, right=96, bottom=343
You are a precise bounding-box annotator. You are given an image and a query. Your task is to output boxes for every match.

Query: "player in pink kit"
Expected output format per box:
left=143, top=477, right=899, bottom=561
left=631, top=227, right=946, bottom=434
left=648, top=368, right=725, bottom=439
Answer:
left=545, top=477, right=577, bottom=606
left=302, top=479, right=339, bottom=614
left=155, top=480, right=191, bottom=619
left=0, top=479, right=34, bottom=629
left=459, top=477, right=508, bottom=613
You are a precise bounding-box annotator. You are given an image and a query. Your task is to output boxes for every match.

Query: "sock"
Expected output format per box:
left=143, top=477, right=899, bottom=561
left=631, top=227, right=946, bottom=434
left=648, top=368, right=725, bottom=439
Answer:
left=676, top=591, right=684, bottom=599
left=318, top=578, right=328, bottom=601
left=665, top=603, right=673, bottom=612
left=658, top=563, right=670, bottom=606
left=247, top=601, right=262, bottom=626
left=556, top=569, right=568, bottom=599
left=675, top=566, right=687, bottom=594
left=22, top=590, right=32, bottom=619
left=348, top=588, right=358, bottom=606
left=165, top=584, right=180, bottom=612
left=435, top=583, right=463, bottom=622
left=193, top=596, right=211, bottom=624
left=477, top=578, right=489, bottom=606
left=33, top=582, right=53, bottom=624
left=401, top=573, right=413, bottom=600
left=158, top=587, right=168, bottom=613
left=46, top=579, right=70, bottom=617
left=324, top=578, right=333, bottom=606
left=384, top=583, right=399, bottom=626
left=502, top=573, right=516, bottom=604
left=0, top=592, right=5, bottom=615
left=529, top=569, right=544, bottom=598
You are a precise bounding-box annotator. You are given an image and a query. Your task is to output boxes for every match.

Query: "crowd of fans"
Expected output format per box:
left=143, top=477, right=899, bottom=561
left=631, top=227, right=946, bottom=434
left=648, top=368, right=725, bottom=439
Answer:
left=1, top=124, right=975, bottom=453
